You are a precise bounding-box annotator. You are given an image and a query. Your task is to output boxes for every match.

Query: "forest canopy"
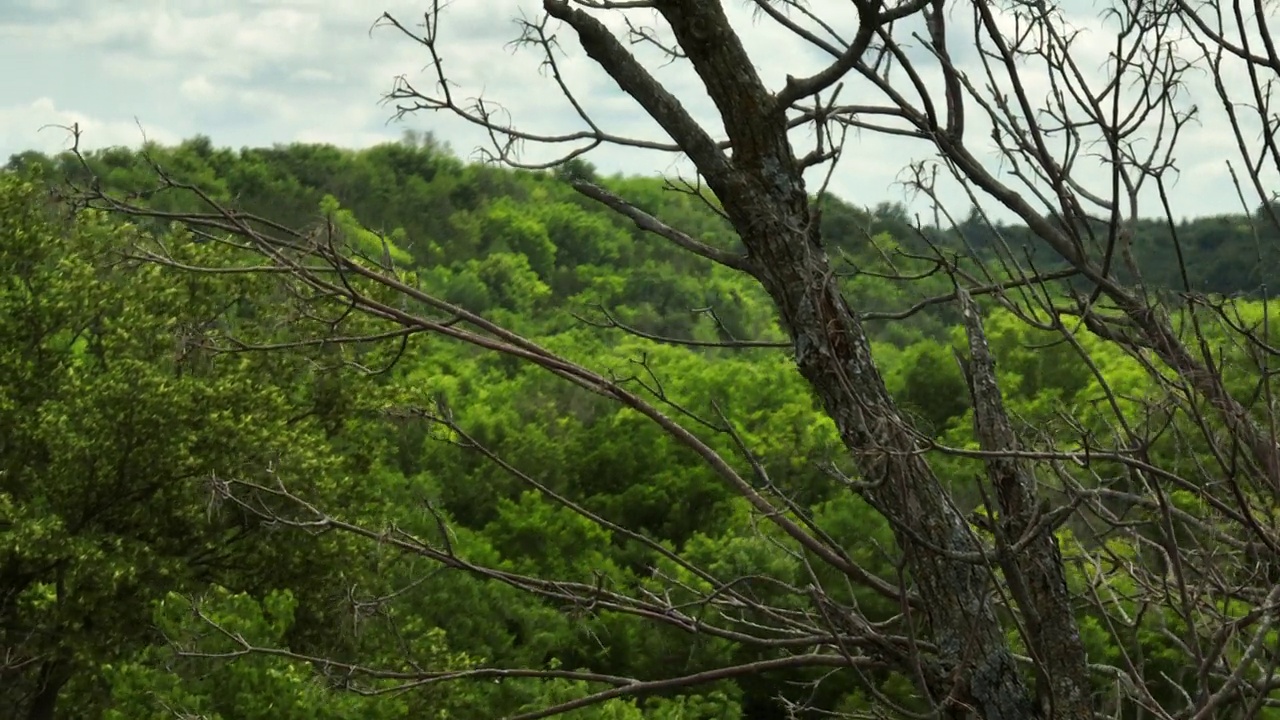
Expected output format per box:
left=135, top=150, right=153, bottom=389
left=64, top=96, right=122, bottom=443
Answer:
left=2, top=131, right=1276, bottom=718
left=6, top=0, right=1280, bottom=718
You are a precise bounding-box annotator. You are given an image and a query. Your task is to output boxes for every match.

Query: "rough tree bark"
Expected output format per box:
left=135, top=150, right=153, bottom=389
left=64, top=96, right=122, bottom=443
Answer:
left=70, top=0, right=1280, bottom=717
left=545, top=1, right=1077, bottom=716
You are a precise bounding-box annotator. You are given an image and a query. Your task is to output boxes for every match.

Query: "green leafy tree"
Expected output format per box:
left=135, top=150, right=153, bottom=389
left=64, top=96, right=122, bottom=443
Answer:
left=38, top=0, right=1280, bottom=711
left=0, top=168, right=404, bottom=719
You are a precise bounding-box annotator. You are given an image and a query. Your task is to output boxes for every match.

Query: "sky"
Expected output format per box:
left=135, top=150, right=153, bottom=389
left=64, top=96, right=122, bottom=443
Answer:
left=1, top=0, right=1275, bottom=223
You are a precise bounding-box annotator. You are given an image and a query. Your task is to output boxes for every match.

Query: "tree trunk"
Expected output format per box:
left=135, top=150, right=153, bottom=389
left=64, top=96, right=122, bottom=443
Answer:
left=26, top=659, right=69, bottom=720
left=541, top=0, right=1098, bottom=714
left=542, top=2, right=1044, bottom=714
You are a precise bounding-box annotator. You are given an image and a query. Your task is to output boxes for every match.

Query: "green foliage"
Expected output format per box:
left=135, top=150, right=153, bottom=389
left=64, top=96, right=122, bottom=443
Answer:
left=103, top=588, right=424, bottom=720
left=0, top=166, right=396, bottom=717
left=319, top=194, right=414, bottom=267
left=6, top=137, right=1280, bottom=718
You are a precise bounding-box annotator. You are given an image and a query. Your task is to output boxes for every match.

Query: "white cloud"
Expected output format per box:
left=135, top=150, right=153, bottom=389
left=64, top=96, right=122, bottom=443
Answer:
left=291, top=68, right=337, bottom=83
left=0, top=0, right=1276, bottom=223
left=0, top=97, right=179, bottom=156
left=179, top=75, right=225, bottom=105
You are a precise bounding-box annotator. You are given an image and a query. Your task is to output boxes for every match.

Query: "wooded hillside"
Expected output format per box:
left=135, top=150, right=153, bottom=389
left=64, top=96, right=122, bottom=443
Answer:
left=2, top=132, right=1278, bottom=718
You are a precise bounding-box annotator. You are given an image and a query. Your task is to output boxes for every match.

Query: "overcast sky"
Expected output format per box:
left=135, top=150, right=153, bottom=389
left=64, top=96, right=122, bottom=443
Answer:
left=1, top=0, right=1274, bottom=222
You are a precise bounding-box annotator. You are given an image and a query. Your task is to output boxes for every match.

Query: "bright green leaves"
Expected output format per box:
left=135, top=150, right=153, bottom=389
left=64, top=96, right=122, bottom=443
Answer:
left=319, top=194, right=414, bottom=267
left=102, top=588, right=418, bottom=720
left=11, top=134, right=1280, bottom=718
left=479, top=196, right=559, bottom=278
left=487, top=492, right=621, bottom=581
left=0, top=167, right=392, bottom=717
left=467, top=251, right=554, bottom=316
left=884, top=339, right=969, bottom=434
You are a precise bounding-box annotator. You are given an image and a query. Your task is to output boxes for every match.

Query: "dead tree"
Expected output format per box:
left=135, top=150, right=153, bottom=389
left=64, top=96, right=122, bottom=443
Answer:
left=74, top=0, right=1280, bottom=718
